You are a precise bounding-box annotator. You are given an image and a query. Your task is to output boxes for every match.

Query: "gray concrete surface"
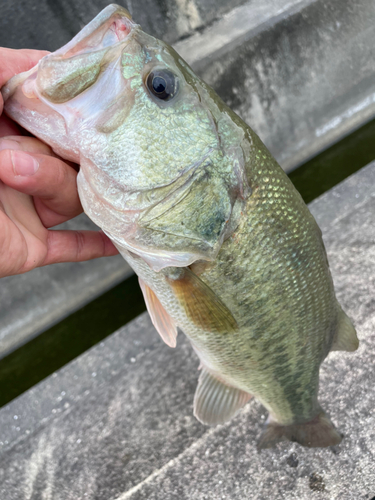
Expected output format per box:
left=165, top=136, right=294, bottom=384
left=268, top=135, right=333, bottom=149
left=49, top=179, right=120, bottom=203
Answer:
left=0, top=0, right=247, bottom=50
left=0, top=162, right=374, bottom=499
left=1, top=0, right=375, bottom=366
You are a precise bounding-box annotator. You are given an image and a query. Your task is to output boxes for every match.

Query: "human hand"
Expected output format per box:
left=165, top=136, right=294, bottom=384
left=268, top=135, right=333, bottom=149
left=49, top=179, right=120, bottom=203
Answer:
left=0, top=48, right=118, bottom=279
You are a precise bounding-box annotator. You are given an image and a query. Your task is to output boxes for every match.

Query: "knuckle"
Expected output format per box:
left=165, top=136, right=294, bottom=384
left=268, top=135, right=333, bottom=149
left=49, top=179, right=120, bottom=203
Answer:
left=54, top=159, right=68, bottom=187
left=40, top=158, right=69, bottom=200
left=19, top=242, right=48, bottom=274
left=74, top=231, right=86, bottom=259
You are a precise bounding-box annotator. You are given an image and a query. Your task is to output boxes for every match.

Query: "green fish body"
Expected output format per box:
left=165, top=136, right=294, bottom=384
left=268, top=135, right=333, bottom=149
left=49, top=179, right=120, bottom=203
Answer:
left=1, top=4, right=358, bottom=448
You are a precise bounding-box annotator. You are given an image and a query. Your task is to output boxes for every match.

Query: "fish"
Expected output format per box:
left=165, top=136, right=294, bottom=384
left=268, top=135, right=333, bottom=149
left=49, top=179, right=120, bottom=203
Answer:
left=1, top=4, right=359, bottom=449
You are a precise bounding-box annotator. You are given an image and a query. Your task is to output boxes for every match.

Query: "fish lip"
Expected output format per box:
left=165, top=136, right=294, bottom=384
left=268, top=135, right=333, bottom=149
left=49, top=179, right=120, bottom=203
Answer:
left=1, top=16, right=139, bottom=114
left=57, top=8, right=138, bottom=60
left=1, top=5, right=138, bottom=104
left=1, top=66, right=37, bottom=103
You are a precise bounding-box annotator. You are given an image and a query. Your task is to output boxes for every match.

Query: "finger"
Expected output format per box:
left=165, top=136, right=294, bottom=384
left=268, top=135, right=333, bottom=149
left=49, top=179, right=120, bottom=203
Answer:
left=0, top=135, right=54, bottom=155
left=0, top=115, right=22, bottom=137
left=0, top=135, right=79, bottom=169
left=43, top=230, right=118, bottom=266
left=33, top=200, right=73, bottom=228
left=0, top=49, right=48, bottom=116
left=0, top=48, right=49, bottom=87
left=0, top=147, right=82, bottom=226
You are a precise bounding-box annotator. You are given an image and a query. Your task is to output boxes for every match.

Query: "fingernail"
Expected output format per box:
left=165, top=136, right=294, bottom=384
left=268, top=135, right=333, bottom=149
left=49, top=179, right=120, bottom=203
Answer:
left=11, top=150, right=39, bottom=176
left=0, top=138, right=22, bottom=152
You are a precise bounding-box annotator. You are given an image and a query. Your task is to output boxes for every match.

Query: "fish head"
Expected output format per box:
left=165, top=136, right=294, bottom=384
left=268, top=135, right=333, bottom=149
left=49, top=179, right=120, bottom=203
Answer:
left=2, top=4, right=250, bottom=270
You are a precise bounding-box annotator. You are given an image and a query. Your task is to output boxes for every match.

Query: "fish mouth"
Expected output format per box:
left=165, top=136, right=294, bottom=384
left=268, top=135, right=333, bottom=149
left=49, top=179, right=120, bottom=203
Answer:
left=52, top=4, right=137, bottom=58
left=0, top=4, right=139, bottom=164
left=1, top=5, right=137, bottom=103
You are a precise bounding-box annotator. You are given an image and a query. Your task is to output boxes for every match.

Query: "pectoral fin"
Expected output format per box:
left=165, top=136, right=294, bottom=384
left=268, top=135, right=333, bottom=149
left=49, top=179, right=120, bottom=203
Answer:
left=166, top=268, right=238, bottom=334
left=194, top=368, right=252, bottom=425
left=139, top=278, right=178, bottom=348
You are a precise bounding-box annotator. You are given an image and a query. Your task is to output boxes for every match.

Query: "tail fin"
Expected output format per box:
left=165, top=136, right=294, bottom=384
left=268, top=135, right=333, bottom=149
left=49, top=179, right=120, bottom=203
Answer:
left=257, top=410, right=342, bottom=450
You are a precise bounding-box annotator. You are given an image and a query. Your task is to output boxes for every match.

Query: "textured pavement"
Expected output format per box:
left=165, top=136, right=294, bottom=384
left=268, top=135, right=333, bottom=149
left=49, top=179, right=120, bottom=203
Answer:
left=0, top=162, right=374, bottom=499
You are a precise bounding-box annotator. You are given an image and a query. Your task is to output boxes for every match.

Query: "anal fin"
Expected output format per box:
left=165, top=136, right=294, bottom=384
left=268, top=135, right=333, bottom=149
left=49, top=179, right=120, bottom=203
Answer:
left=331, top=305, right=359, bottom=352
left=194, top=368, right=252, bottom=426
left=139, top=278, right=178, bottom=348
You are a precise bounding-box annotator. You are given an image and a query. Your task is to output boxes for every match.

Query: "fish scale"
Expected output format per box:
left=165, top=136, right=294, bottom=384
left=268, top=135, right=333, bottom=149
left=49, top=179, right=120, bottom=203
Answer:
left=1, top=4, right=358, bottom=449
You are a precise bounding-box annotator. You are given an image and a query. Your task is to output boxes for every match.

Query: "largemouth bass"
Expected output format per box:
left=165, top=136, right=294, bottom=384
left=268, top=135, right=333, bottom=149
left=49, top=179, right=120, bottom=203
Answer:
left=1, top=5, right=359, bottom=449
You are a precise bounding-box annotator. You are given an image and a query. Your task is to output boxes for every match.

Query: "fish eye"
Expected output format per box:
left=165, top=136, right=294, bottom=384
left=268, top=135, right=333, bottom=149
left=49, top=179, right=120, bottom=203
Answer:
left=146, top=69, right=178, bottom=101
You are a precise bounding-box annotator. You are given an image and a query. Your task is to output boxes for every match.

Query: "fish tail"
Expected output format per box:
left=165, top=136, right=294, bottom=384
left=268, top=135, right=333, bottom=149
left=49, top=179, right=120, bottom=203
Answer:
left=257, top=409, right=342, bottom=450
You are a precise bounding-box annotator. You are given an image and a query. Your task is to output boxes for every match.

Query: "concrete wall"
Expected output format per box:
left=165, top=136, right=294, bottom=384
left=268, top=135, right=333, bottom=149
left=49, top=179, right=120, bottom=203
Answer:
left=0, top=0, right=247, bottom=50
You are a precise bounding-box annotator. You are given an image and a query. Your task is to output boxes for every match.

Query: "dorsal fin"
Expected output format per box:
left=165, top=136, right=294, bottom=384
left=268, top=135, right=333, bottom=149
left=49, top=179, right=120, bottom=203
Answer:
left=194, top=368, right=252, bottom=425
left=139, top=278, right=178, bottom=348
left=166, top=267, right=238, bottom=334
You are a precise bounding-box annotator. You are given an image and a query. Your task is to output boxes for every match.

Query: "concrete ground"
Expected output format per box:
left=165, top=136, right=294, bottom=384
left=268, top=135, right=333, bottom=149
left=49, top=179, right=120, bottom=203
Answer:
left=0, top=161, right=374, bottom=499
